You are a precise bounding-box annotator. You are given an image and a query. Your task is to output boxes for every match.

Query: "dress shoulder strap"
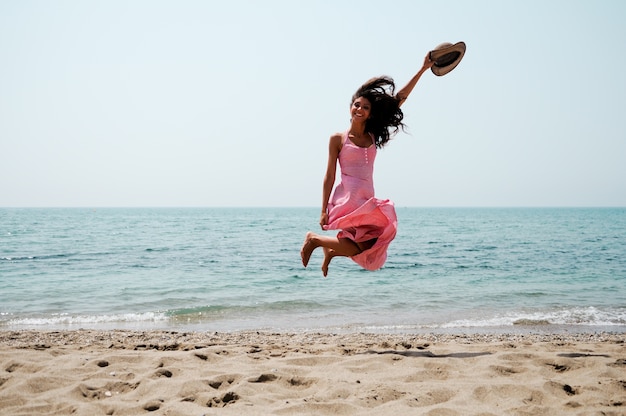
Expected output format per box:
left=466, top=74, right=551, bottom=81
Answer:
left=342, top=130, right=349, bottom=145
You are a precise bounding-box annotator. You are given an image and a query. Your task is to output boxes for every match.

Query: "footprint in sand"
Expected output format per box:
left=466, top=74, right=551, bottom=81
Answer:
left=177, top=375, right=240, bottom=405
left=76, top=381, right=140, bottom=400
left=362, top=386, right=406, bottom=406
left=248, top=373, right=277, bottom=383
left=247, top=373, right=314, bottom=389
left=154, top=368, right=173, bottom=378
left=207, top=391, right=239, bottom=408
left=208, top=375, right=238, bottom=390
left=489, top=364, right=525, bottom=376
left=4, top=361, right=23, bottom=373
left=544, top=380, right=579, bottom=396
left=143, top=399, right=163, bottom=411
left=407, top=388, right=455, bottom=408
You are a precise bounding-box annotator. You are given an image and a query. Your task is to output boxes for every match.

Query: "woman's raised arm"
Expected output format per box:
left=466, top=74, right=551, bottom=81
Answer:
left=395, top=53, right=434, bottom=107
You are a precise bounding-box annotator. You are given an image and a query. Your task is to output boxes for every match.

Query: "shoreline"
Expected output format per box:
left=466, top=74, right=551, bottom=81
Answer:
left=1, top=328, right=625, bottom=348
left=3, top=317, right=625, bottom=336
left=1, top=330, right=624, bottom=415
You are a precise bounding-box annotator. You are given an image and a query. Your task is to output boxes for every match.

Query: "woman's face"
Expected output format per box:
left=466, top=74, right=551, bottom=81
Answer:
left=350, top=96, right=371, bottom=122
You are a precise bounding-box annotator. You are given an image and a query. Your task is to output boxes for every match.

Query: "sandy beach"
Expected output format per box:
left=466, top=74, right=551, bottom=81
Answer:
left=0, top=330, right=624, bottom=415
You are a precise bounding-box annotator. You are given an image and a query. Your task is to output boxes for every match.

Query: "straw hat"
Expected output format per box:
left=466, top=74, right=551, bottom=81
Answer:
left=429, top=41, right=466, bottom=76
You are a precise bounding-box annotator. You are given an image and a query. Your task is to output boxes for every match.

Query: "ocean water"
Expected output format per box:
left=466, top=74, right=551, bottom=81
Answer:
left=1, top=207, right=625, bottom=334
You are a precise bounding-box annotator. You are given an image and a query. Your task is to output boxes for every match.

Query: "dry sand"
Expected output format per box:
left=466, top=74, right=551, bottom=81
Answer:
left=0, top=330, right=624, bottom=415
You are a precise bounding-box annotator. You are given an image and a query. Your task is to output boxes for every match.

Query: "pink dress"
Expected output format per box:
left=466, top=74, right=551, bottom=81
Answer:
left=322, top=131, right=398, bottom=270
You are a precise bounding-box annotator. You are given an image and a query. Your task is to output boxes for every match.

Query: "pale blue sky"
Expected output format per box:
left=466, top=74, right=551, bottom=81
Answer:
left=1, top=0, right=625, bottom=207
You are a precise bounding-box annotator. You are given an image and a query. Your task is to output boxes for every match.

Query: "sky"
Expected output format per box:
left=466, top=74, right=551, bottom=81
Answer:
left=1, top=0, right=625, bottom=208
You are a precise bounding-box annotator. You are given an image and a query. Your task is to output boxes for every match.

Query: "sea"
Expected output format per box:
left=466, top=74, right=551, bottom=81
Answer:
left=1, top=207, right=625, bottom=334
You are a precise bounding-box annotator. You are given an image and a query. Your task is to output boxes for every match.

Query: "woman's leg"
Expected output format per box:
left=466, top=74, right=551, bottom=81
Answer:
left=301, top=232, right=361, bottom=267
left=321, top=247, right=336, bottom=277
left=301, top=232, right=376, bottom=276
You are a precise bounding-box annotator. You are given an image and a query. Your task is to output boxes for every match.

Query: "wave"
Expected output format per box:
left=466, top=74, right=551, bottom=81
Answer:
left=437, top=306, right=626, bottom=328
left=0, top=312, right=168, bottom=328
left=167, top=300, right=327, bottom=319
left=1, top=306, right=624, bottom=333
left=0, top=300, right=329, bottom=330
left=1, top=253, right=78, bottom=262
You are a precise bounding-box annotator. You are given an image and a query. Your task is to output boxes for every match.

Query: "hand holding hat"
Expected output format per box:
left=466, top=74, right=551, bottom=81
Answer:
left=429, top=42, right=466, bottom=76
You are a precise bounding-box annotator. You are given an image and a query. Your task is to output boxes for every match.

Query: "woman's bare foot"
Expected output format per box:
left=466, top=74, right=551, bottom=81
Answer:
left=322, top=247, right=336, bottom=277
left=300, top=232, right=318, bottom=267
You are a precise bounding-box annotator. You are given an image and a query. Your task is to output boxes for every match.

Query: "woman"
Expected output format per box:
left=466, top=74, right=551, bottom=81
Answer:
left=301, top=53, right=434, bottom=276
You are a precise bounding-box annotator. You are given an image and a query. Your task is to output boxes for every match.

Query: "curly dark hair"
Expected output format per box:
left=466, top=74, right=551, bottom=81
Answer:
left=352, top=76, right=405, bottom=148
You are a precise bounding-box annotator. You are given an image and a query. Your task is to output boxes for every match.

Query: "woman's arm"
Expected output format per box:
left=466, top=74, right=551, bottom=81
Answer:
left=395, top=53, right=434, bottom=107
left=320, top=133, right=342, bottom=227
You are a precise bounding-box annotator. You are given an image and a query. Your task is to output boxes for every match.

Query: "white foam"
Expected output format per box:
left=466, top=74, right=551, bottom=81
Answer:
left=4, top=312, right=168, bottom=328
left=440, top=306, right=626, bottom=328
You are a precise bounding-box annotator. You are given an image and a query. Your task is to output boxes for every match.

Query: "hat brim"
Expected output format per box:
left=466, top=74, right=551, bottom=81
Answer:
left=429, top=41, right=466, bottom=76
